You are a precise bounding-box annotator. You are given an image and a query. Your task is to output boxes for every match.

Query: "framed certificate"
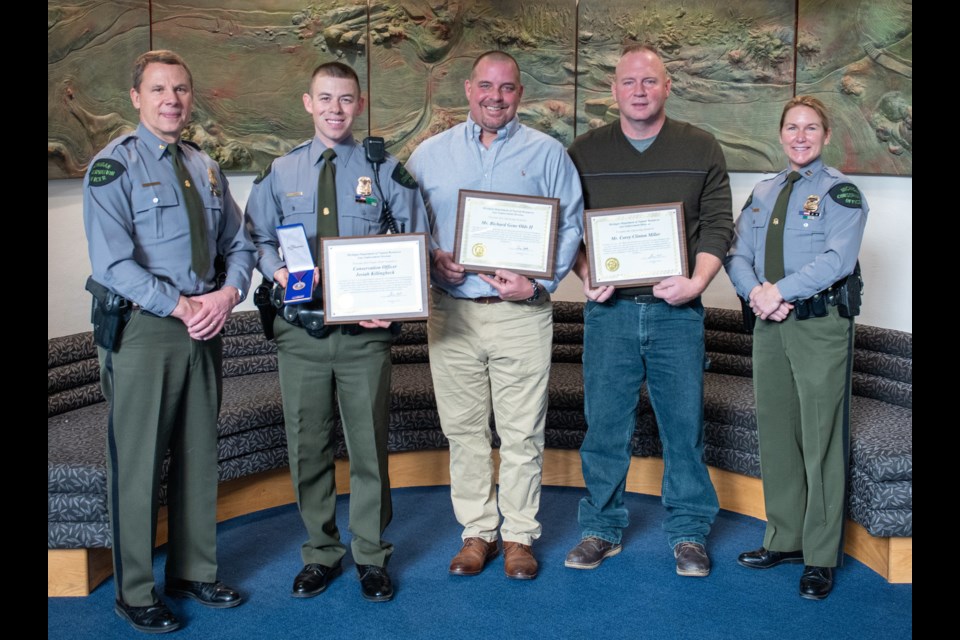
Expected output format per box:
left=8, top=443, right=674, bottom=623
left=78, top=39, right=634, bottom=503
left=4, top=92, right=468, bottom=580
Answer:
left=584, top=203, right=688, bottom=288
left=320, top=233, right=430, bottom=324
left=454, top=189, right=560, bottom=279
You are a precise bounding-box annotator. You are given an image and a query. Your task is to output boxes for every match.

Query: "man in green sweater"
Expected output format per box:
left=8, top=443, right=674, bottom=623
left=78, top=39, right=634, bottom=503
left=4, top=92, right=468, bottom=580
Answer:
left=564, top=44, right=733, bottom=577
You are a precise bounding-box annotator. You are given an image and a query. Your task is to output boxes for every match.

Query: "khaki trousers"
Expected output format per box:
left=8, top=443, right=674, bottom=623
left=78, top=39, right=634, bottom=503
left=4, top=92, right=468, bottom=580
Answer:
left=428, top=291, right=553, bottom=545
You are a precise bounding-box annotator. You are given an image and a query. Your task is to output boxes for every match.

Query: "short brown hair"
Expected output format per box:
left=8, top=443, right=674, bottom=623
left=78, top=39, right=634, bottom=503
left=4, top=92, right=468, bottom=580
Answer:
left=780, top=95, right=831, bottom=132
left=309, top=61, right=361, bottom=95
left=471, top=50, right=521, bottom=79
left=132, top=50, right=193, bottom=91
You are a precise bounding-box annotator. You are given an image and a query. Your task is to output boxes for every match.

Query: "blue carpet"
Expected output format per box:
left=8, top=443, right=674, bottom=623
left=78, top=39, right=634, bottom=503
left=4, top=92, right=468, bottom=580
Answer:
left=49, top=486, right=912, bottom=639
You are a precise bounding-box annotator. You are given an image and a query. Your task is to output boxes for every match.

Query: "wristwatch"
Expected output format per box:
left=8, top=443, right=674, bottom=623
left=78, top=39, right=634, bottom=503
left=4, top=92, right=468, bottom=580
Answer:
left=525, top=278, right=541, bottom=303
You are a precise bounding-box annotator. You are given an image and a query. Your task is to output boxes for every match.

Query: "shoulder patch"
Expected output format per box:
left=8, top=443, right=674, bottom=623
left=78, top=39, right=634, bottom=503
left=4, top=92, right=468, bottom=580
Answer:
left=87, top=158, right=126, bottom=187
left=181, top=139, right=201, bottom=151
left=741, top=192, right=753, bottom=211
left=254, top=160, right=273, bottom=185
left=391, top=162, right=418, bottom=189
left=828, top=183, right=863, bottom=209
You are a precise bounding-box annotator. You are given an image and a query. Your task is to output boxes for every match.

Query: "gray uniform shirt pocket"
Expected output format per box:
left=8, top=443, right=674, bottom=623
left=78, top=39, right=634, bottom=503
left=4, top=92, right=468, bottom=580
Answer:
left=280, top=193, right=315, bottom=224
left=132, top=183, right=179, bottom=238
left=784, top=209, right=825, bottom=255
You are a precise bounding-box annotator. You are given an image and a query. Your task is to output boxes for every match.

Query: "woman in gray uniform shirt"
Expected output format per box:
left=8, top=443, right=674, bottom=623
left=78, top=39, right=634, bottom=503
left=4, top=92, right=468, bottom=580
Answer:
left=724, top=95, right=868, bottom=600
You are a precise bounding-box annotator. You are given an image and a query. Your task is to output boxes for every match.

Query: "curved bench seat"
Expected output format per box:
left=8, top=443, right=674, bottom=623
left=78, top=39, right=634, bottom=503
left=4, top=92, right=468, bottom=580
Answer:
left=48, top=304, right=911, bottom=595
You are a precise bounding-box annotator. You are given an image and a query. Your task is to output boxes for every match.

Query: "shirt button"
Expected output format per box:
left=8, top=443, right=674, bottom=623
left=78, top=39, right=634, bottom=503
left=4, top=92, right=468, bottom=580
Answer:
left=153, top=197, right=159, bottom=204
left=803, top=222, right=808, bottom=228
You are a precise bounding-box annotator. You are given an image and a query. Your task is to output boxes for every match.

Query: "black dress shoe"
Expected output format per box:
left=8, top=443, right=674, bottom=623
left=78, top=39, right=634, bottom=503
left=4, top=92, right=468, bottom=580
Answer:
left=357, top=564, right=394, bottom=602
left=292, top=563, right=342, bottom=598
left=737, top=547, right=804, bottom=570
left=165, top=578, right=244, bottom=608
left=115, top=599, right=181, bottom=634
left=799, top=565, right=834, bottom=600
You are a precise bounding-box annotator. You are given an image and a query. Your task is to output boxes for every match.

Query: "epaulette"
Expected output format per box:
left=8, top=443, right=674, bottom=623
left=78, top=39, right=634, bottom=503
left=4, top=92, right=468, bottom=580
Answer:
left=290, top=139, right=312, bottom=152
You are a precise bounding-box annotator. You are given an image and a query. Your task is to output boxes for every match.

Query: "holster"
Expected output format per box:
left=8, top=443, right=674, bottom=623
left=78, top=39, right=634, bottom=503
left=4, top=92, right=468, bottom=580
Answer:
left=252, top=278, right=277, bottom=340
left=738, top=296, right=756, bottom=333
left=831, top=264, right=863, bottom=318
left=274, top=285, right=336, bottom=339
left=796, top=262, right=864, bottom=321
left=85, top=276, right=130, bottom=351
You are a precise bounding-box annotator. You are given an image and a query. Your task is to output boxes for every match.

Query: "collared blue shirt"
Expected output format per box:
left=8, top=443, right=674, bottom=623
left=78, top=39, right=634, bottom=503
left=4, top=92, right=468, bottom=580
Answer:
left=725, top=158, right=868, bottom=301
left=406, top=116, right=584, bottom=297
left=245, top=136, right=429, bottom=281
left=83, top=124, right=256, bottom=316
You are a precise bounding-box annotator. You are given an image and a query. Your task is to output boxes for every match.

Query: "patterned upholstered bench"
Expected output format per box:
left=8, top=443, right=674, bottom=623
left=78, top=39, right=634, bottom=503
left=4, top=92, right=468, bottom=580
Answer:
left=546, top=303, right=912, bottom=583
left=48, top=302, right=911, bottom=595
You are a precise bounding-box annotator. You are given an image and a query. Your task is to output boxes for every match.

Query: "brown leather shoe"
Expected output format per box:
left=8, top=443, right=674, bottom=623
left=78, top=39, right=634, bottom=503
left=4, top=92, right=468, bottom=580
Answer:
left=503, top=542, right=538, bottom=580
left=449, top=537, right=499, bottom=576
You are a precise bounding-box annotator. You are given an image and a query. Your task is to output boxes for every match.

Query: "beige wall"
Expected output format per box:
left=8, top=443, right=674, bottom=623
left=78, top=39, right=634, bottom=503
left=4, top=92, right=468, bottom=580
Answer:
left=48, top=172, right=911, bottom=338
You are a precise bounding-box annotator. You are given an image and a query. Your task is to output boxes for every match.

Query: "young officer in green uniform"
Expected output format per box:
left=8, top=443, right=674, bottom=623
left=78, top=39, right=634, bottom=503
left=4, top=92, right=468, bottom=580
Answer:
left=244, top=61, right=428, bottom=602
left=724, top=95, right=868, bottom=600
left=83, top=50, right=255, bottom=633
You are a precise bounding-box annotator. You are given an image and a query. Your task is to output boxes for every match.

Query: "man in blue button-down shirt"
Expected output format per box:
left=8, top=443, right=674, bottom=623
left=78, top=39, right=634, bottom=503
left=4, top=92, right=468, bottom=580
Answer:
left=406, top=50, right=583, bottom=580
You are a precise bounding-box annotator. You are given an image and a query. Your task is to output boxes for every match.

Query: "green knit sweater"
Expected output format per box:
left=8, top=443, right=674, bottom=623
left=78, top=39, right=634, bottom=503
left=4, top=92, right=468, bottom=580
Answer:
left=568, top=118, right=734, bottom=295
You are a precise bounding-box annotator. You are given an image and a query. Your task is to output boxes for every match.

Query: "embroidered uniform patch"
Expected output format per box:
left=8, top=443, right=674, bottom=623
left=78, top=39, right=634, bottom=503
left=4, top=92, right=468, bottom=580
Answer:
left=254, top=161, right=273, bottom=185
left=391, top=163, right=418, bottom=189
left=828, top=183, right=862, bottom=208
left=741, top=192, right=753, bottom=211
left=88, top=159, right=126, bottom=187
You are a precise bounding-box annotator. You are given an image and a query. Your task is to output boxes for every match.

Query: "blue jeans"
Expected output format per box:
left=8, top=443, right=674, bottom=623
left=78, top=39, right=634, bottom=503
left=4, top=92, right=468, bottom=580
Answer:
left=578, top=298, right=718, bottom=548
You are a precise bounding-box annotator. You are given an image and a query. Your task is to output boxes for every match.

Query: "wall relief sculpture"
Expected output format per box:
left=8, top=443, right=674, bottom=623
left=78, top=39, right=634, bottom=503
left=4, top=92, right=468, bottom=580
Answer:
left=47, top=0, right=912, bottom=178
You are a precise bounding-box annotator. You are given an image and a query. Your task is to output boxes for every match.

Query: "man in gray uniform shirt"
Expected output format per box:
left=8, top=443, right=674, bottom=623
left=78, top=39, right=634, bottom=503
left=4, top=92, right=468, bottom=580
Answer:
left=245, top=61, right=428, bottom=603
left=83, top=50, right=254, bottom=634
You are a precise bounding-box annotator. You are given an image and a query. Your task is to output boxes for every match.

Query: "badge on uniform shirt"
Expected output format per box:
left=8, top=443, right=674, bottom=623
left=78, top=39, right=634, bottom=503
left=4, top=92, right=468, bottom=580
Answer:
left=355, top=176, right=378, bottom=205
left=801, top=195, right=821, bottom=218
left=208, top=167, right=221, bottom=197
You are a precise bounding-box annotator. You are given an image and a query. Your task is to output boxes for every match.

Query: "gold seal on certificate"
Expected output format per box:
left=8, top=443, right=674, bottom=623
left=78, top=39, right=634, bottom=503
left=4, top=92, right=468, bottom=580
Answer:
left=320, top=233, right=431, bottom=324
left=454, top=189, right=560, bottom=279
left=584, top=203, right=688, bottom=288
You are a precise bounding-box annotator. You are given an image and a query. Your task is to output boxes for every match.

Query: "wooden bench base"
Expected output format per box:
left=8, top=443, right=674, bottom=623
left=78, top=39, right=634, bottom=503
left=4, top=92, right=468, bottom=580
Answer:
left=48, top=449, right=912, bottom=596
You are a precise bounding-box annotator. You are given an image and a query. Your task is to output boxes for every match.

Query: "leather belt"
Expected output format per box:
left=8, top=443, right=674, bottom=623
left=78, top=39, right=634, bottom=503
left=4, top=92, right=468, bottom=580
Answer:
left=435, top=288, right=504, bottom=304
left=130, top=303, right=161, bottom=317
left=615, top=293, right=663, bottom=304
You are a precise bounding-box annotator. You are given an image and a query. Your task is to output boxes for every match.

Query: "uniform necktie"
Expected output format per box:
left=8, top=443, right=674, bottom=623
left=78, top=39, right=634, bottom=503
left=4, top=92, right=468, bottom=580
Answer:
left=764, top=170, right=802, bottom=283
left=168, top=143, right=210, bottom=276
left=316, top=148, right=340, bottom=257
